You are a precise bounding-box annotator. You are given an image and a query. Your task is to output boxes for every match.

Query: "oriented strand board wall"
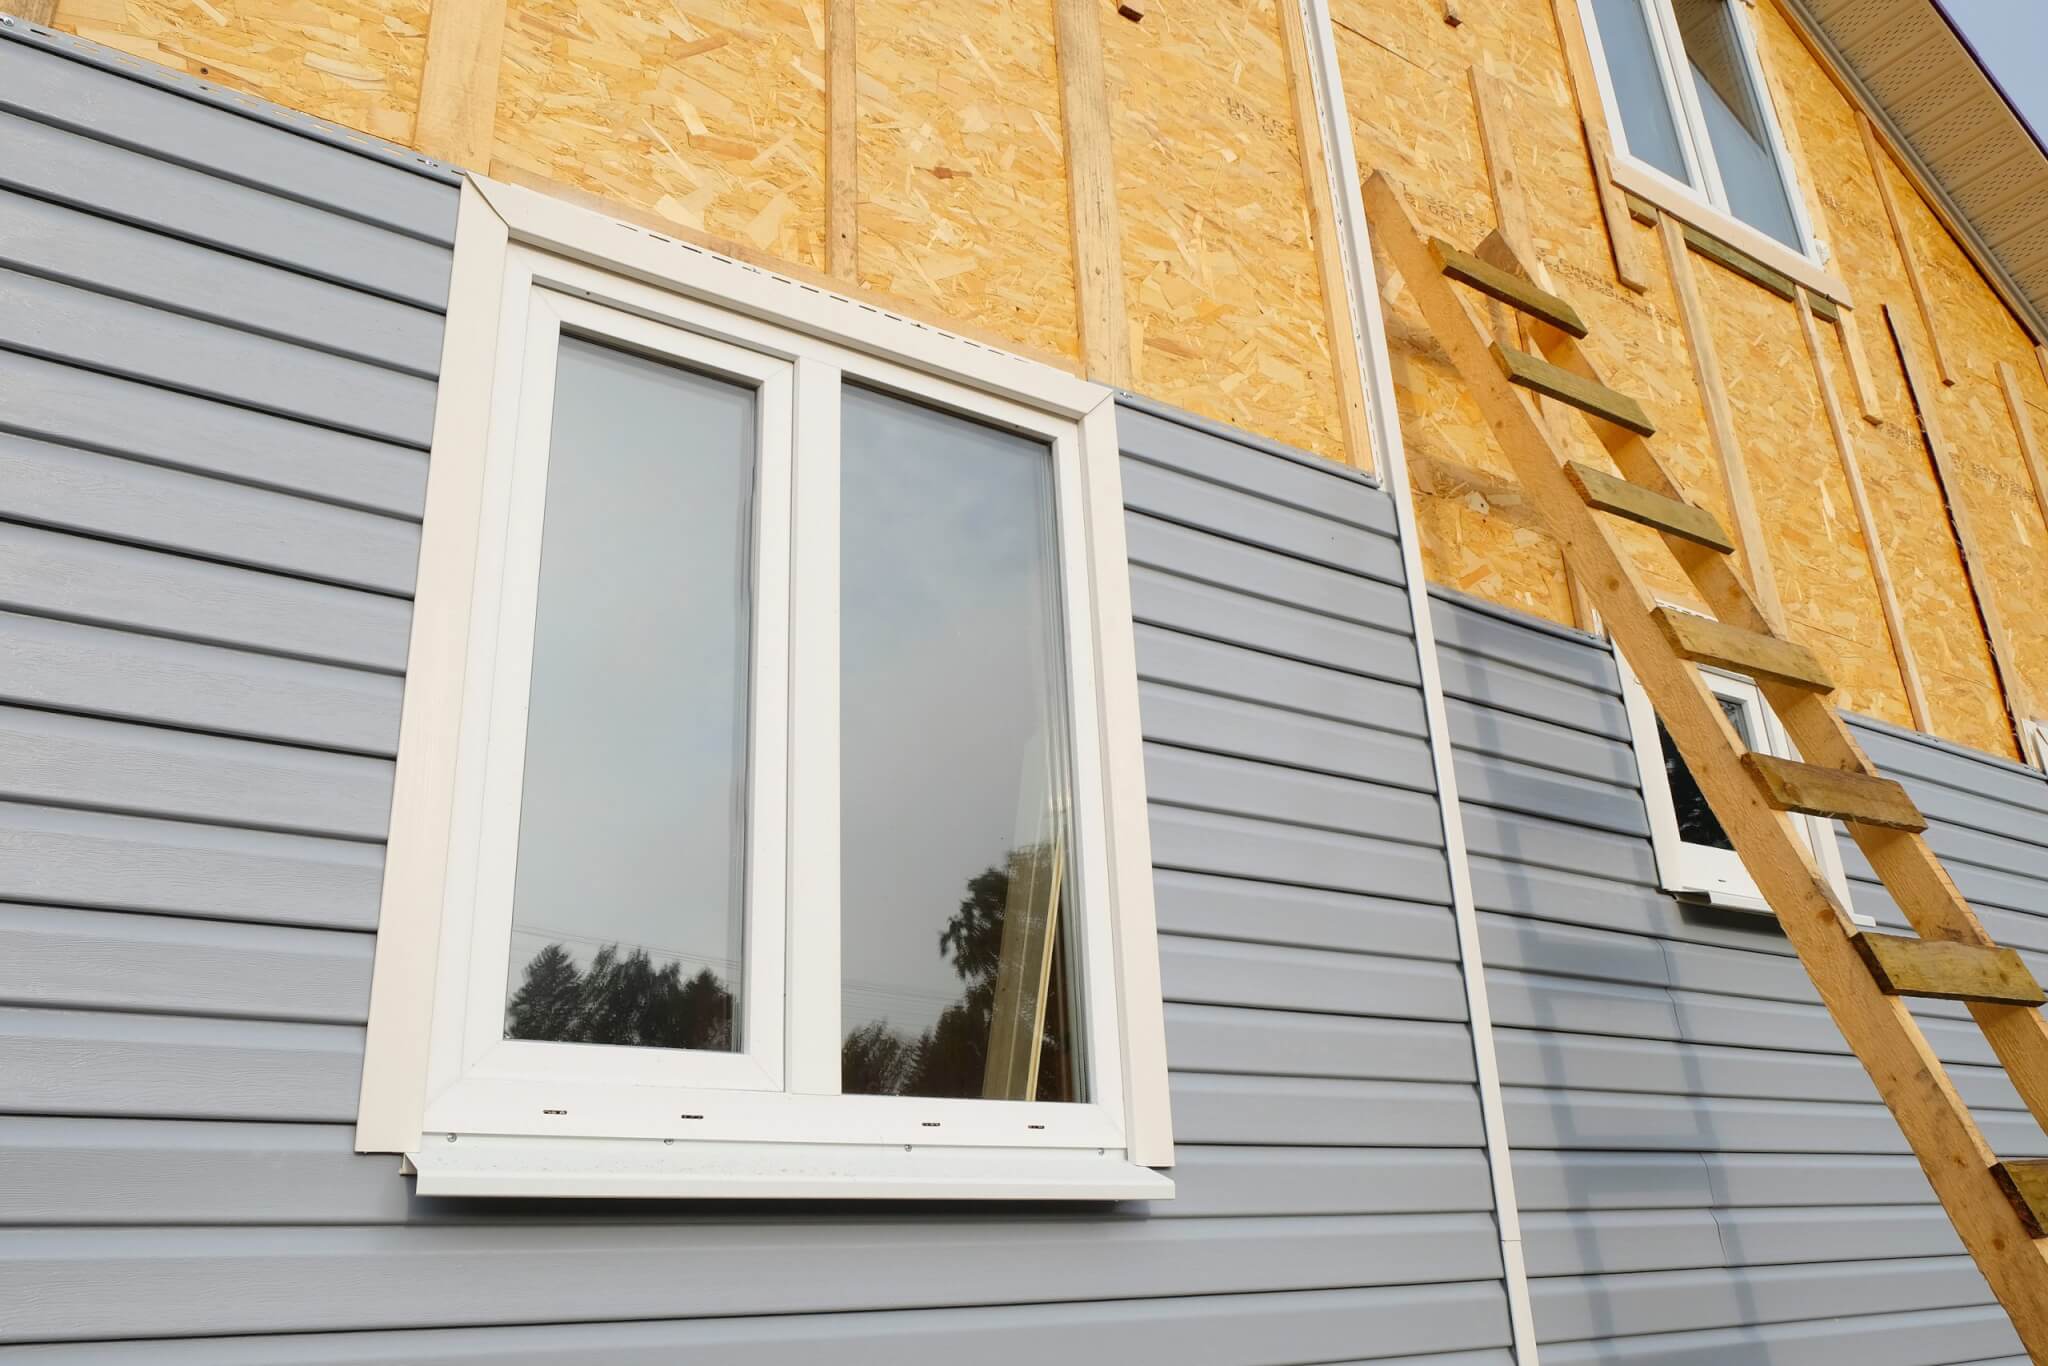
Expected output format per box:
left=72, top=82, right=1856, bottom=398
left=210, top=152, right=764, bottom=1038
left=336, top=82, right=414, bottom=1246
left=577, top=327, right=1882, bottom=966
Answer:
left=491, top=0, right=828, bottom=269
left=855, top=0, right=1078, bottom=361
left=1100, top=0, right=1345, bottom=462
left=49, top=0, right=425, bottom=141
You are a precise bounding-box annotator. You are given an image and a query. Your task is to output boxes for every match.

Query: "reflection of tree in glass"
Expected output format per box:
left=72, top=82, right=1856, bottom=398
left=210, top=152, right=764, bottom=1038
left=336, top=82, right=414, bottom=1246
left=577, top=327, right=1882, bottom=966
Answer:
left=842, top=843, right=1076, bottom=1102
left=506, top=942, right=734, bottom=1051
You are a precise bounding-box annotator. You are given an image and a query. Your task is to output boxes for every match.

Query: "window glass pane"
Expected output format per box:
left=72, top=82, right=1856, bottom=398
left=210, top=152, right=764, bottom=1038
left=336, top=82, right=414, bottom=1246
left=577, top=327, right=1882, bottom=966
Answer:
left=504, top=337, right=755, bottom=1053
left=1672, top=0, right=1802, bottom=246
left=1657, top=693, right=1751, bottom=851
left=838, top=385, right=1086, bottom=1103
left=1592, top=0, right=1691, bottom=182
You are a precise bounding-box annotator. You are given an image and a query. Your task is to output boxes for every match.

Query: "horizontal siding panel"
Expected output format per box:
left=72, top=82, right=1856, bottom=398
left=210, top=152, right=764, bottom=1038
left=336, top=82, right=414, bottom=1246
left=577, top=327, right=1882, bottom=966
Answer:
left=0, top=349, right=427, bottom=517
left=1165, top=1002, right=1475, bottom=1083
left=0, top=522, right=412, bottom=671
left=1145, top=743, right=1444, bottom=844
left=1134, top=624, right=1428, bottom=736
left=1171, top=1074, right=1483, bottom=1147
left=0, top=110, right=450, bottom=310
left=1138, top=681, right=1435, bottom=791
left=0, top=800, right=383, bottom=929
left=1117, top=407, right=1397, bottom=536
left=0, top=904, right=369, bottom=1023
left=0, top=187, right=442, bottom=375
left=1131, top=568, right=1420, bottom=686
left=0, top=1006, right=362, bottom=1122
left=1120, top=460, right=1402, bottom=581
left=0, top=1282, right=1512, bottom=1365
left=0, top=1216, right=1505, bottom=1343
left=0, top=610, right=401, bottom=754
left=1163, top=937, right=1468, bottom=1023
left=0, top=706, right=393, bottom=840
left=1147, top=806, right=1452, bottom=905
left=0, top=433, right=421, bottom=593
left=1152, top=869, right=1458, bottom=959
left=0, top=268, right=436, bottom=447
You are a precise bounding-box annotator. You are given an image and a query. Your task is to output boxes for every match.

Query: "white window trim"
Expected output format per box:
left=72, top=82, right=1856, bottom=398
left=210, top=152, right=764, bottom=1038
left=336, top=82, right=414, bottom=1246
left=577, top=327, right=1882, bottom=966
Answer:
left=1615, top=646, right=1874, bottom=927
left=356, top=175, right=1173, bottom=1200
left=1579, top=0, right=1852, bottom=303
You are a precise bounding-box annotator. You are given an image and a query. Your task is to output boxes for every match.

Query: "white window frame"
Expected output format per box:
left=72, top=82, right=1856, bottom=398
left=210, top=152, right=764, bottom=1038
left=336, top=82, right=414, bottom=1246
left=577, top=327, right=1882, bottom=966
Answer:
left=1578, top=0, right=1850, bottom=302
left=1616, top=646, right=1872, bottom=926
left=356, top=176, right=1173, bottom=1201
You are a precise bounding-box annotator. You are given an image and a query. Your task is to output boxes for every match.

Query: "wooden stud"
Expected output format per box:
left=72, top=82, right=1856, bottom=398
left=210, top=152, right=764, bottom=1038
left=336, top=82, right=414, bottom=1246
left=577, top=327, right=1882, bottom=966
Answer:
left=1836, top=307, right=1886, bottom=425
left=412, top=0, right=508, bottom=168
left=825, top=0, right=858, bottom=282
left=1996, top=1160, right=2048, bottom=1238
left=1362, top=171, right=2048, bottom=1350
left=1860, top=112, right=1955, bottom=387
left=1853, top=933, right=2047, bottom=1007
left=1653, top=607, right=1834, bottom=692
left=1278, top=0, right=1376, bottom=475
left=1544, top=0, right=1651, bottom=292
left=1889, top=304, right=2034, bottom=737
left=1796, top=288, right=1931, bottom=731
left=1658, top=213, right=1787, bottom=631
left=1997, top=361, right=2048, bottom=544
left=1432, top=238, right=1588, bottom=338
left=1564, top=461, right=1734, bottom=553
left=1054, top=0, right=1131, bottom=387
left=1495, top=344, right=1655, bottom=436
left=1743, top=753, right=1925, bottom=831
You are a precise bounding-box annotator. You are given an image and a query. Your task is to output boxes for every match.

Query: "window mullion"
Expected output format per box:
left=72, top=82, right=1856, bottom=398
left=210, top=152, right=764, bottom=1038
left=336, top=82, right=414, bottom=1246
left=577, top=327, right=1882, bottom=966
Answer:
left=785, top=356, right=843, bottom=1095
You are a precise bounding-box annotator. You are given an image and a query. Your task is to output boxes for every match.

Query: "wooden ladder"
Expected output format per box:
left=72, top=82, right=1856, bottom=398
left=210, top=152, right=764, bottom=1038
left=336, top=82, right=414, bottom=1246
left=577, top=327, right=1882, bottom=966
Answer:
left=1362, top=171, right=2048, bottom=1357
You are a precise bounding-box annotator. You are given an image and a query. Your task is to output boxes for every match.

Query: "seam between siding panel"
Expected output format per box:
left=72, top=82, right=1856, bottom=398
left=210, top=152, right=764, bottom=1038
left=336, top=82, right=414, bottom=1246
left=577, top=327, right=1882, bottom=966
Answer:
left=1289, top=1, right=1539, bottom=1360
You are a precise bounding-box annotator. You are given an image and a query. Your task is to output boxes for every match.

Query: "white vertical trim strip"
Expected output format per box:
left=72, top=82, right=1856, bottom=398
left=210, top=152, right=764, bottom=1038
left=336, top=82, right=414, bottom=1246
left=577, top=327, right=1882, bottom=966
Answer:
left=1291, top=1, right=1540, bottom=1358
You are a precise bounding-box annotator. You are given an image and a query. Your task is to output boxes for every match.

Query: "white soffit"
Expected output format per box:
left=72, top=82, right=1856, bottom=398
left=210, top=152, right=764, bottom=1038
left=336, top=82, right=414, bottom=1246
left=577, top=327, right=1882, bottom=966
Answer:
left=1788, top=0, right=2048, bottom=340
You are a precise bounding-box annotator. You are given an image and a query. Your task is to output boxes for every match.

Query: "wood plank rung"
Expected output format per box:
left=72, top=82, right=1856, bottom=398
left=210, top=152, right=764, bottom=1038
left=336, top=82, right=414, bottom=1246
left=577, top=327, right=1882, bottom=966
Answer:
left=1563, top=461, right=1734, bottom=553
left=1994, top=1160, right=2048, bottom=1239
left=1852, top=932, right=2047, bottom=1006
left=1432, top=237, right=1589, bottom=338
left=1652, top=608, right=1834, bottom=692
left=1494, top=343, right=1656, bottom=436
left=1742, top=753, right=1927, bottom=831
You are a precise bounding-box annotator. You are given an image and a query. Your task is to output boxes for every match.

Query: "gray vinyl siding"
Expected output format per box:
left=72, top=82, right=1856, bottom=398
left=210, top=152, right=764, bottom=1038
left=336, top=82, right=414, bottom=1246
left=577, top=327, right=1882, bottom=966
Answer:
left=0, top=28, right=1508, bottom=1358
left=1436, top=586, right=2048, bottom=1364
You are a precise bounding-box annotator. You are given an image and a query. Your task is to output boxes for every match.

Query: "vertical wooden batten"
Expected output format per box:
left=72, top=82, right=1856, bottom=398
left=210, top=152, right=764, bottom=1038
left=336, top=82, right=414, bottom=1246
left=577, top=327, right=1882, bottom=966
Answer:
left=1658, top=213, right=1786, bottom=631
left=1545, top=0, right=1651, bottom=294
left=1278, top=0, right=1373, bottom=475
left=412, top=0, right=508, bottom=169
left=1889, top=304, right=2030, bottom=744
left=1054, top=0, right=1130, bottom=387
left=1860, top=111, right=1955, bottom=388
left=825, top=0, right=857, bottom=281
left=1799, top=288, right=1930, bottom=729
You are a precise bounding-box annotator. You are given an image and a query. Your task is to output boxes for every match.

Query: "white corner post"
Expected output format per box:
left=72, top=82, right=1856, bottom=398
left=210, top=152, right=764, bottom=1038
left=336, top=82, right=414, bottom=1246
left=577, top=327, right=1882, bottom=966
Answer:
left=1290, top=1, right=1542, bottom=1358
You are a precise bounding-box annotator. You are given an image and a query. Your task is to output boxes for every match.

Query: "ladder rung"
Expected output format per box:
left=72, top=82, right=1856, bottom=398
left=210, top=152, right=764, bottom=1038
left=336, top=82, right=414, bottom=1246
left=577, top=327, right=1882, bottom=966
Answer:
left=1494, top=343, right=1657, bottom=436
left=1563, top=461, right=1735, bottom=553
left=1431, top=236, right=1590, bottom=338
left=1652, top=608, right=1834, bottom=692
left=1742, top=753, right=1928, bottom=832
left=1994, top=1160, right=2048, bottom=1238
left=1852, top=932, right=2047, bottom=1006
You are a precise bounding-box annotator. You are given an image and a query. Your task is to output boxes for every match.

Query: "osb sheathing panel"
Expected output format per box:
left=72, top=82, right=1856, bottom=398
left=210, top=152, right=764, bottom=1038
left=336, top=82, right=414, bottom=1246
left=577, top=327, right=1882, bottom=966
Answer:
left=51, top=0, right=425, bottom=142
left=1100, top=0, right=1345, bottom=463
left=491, top=0, right=827, bottom=268
left=1694, top=257, right=1909, bottom=726
left=854, top=0, right=1078, bottom=361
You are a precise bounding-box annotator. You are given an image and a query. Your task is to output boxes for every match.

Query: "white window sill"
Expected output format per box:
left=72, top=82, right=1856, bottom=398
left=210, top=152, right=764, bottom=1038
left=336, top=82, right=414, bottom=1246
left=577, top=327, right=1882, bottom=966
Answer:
left=1609, top=157, right=1852, bottom=305
left=405, top=1136, right=1175, bottom=1201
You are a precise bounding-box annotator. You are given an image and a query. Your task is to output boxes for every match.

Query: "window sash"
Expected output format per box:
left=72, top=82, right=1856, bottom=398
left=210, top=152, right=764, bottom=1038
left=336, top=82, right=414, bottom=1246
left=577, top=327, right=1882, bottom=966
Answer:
left=1583, top=0, right=1813, bottom=256
left=421, top=246, right=1130, bottom=1148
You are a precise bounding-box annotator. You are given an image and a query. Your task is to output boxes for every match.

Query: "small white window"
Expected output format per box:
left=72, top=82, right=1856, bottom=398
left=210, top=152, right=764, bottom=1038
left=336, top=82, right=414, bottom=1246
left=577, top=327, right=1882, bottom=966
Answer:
left=1582, top=0, right=1819, bottom=260
left=1616, top=645, right=1870, bottom=925
left=356, top=178, right=1173, bottom=1201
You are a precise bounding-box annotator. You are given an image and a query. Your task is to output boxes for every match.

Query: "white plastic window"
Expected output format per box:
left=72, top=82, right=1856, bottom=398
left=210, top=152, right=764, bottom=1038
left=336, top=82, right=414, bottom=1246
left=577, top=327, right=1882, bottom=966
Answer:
left=357, top=178, right=1173, bottom=1200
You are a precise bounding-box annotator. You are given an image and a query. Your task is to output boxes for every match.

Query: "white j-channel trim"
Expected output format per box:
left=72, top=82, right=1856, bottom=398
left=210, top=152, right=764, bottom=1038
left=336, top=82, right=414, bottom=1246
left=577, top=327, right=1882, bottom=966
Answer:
left=1291, top=1, right=1539, bottom=1360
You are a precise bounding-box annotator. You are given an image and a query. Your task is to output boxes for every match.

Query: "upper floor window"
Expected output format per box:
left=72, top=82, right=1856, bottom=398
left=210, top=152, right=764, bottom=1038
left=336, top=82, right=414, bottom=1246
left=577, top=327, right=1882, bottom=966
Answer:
left=356, top=177, right=1173, bottom=1200
left=1584, top=0, right=1812, bottom=254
